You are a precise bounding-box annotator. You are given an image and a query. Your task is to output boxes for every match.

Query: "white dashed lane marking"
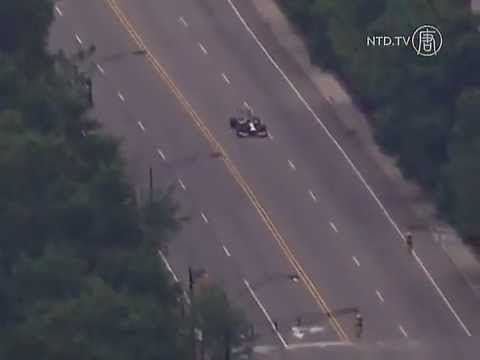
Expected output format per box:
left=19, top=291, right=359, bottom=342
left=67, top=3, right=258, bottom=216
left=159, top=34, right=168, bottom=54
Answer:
left=223, top=245, right=231, bottom=257
left=308, top=189, right=317, bottom=202
left=198, top=43, right=208, bottom=55
left=118, top=91, right=125, bottom=102
left=137, top=121, right=145, bottom=131
left=179, top=16, right=188, bottom=27
left=352, top=256, right=360, bottom=267
left=55, top=5, right=63, bottom=16
left=201, top=212, right=209, bottom=224
left=178, top=178, right=186, bottom=190
left=399, top=325, right=408, bottom=337
left=74, top=33, right=83, bottom=45
left=157, top=148, right=167, bottom=161
left=329, top=222, right=338, bottom=233
left=376, top=290, right=385, bottom=303
left=288, top=160, right=296, bottom=170
left=96, top=64, right=105, bottom=74
left=222, top=73, right=231, bottom=84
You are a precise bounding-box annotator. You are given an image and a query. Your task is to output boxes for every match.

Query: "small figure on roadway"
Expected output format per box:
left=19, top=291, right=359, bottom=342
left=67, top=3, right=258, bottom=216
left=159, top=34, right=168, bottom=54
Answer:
left=355, top=311, right=363, bottom=338
left=405, top=232, right=413, bottom=253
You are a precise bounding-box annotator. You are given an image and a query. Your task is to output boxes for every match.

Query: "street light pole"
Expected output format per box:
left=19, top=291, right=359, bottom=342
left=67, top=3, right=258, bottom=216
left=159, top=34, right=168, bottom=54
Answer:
left=188, top=266, right=196, bottom=360
left=188, top=267, right=194, bottom=294
left=149, top=166, right=153, bottom=204
left=86, top=78, right=93, bottom=106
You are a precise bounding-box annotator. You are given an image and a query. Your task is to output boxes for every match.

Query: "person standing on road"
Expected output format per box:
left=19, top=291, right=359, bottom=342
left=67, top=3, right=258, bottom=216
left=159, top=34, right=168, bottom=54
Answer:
left=355, top=311, right=363, bottom=338
left=405, top=232, right=413, bottom=253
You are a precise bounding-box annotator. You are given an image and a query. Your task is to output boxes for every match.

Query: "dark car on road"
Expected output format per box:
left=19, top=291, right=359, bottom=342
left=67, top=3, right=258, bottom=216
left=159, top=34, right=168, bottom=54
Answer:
left=229, top=106, right=268, bottom=138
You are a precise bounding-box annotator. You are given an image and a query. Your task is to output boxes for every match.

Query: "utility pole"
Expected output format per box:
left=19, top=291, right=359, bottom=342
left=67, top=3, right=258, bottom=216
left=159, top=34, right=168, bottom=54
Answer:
left=189, top=267, right=194, bottom=294
left=86, top=77, right=93, bottom=106
left=149, top=166, right=153, bottom=204
left=189, top=266, right=196, bottom=360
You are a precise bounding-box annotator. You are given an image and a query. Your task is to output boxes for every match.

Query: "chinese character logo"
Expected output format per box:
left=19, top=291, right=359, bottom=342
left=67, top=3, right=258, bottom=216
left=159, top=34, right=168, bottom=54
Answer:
left=412, top=25, right=443, bottom=56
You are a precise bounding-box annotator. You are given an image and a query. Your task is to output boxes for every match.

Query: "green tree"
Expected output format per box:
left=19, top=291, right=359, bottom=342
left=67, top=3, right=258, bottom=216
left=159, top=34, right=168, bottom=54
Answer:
left=3, top=277, right=186, bottom=360
left=193, top=284, right=249, bottom=360
left=445, top=89, right=480, bottom=242
left=0, top=1, right=191, bottom=358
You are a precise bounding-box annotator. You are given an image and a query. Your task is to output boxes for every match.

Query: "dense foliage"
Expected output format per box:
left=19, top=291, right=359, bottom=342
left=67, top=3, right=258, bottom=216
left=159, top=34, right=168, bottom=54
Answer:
left=193, top=283, right=251, bottom=360
left=0, top=0, right=246, bottom=358
left=278, top=0, right=480, bottom=243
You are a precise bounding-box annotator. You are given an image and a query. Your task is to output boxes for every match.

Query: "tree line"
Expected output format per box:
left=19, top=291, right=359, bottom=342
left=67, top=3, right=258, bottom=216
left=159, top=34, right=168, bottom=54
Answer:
left=278, top=0, right=480, bottom=244
left=0, top=0, right=248, bottom=358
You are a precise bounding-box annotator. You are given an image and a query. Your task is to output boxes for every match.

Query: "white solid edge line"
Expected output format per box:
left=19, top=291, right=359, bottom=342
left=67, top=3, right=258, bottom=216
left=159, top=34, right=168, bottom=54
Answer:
left=96, top=63, right=105, bottom=74
left=352, top=256, right=360, bottom=267
left=223, top=245, right=231, bottom=257
left=244, top=279, right=288, bottom=348
left=74, top=33, right=83, bottom=45
left=158, top=250, right=179, bottom=282
left=413, top=250, right=471, bottom=336
left=222, top=73, right=231, bottom=84
left=201, top=212, right=209, bottom=224
left=329, top=222, right=338, bottom=233
left=158, top=250, right=191, bottom=304
left=199, top=43, right=208, bottom=55
left=55, top=5, right=63, bottom=16
left=399, top=325, right=408, bottom=337
left=226, top=0, right=472, bottom=336
left=376, top=290, right=385, bottom=303
left=308, top=189, right=317, bottom=202
left=157, top=148, right=167, bottom=161
left=137, top=121, right=145, bottom=131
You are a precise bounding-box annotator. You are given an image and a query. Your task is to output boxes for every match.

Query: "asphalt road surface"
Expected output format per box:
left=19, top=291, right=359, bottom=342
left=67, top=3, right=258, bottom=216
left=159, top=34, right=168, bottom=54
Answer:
left=50, top=0, right=480, bottom=358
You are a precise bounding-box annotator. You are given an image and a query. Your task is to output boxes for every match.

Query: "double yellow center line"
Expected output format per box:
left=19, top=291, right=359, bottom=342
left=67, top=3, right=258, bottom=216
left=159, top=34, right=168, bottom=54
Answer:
left=105, top=0, right=349, bottom=342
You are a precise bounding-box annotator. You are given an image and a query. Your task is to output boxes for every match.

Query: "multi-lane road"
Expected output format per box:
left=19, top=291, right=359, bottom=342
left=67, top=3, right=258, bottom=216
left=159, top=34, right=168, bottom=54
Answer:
left=50, top=0, right=480, bottom=358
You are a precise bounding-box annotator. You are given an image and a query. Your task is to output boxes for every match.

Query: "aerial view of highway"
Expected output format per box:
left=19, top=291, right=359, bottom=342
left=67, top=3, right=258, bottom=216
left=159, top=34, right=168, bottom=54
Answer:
left=2, top=0, right=480, bottom=359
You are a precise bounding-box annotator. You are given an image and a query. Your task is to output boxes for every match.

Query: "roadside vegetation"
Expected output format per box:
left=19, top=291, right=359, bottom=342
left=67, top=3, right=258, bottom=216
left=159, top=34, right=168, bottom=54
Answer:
left=0, top=0, right=248, bottom=358
left=278, top=0, right=480, bottom=244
